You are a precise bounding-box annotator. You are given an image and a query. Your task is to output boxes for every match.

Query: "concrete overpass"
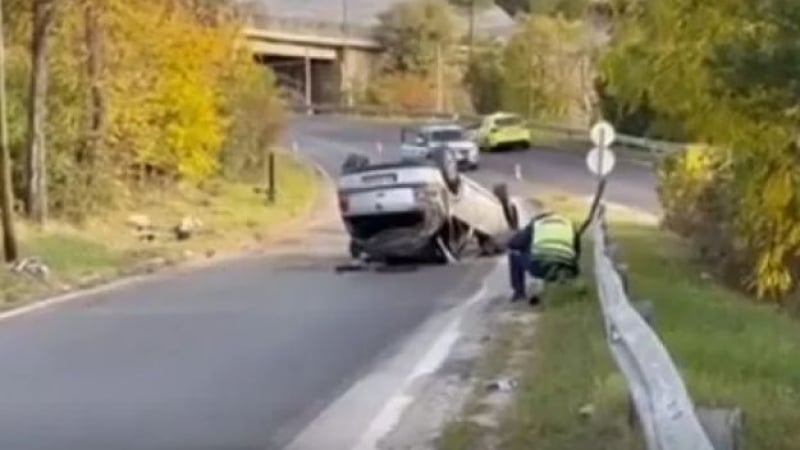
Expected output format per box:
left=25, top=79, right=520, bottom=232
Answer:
left=243, top=16, right=382, bottom=107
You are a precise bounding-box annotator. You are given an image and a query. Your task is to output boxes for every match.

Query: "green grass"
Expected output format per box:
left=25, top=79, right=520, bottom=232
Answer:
left=1, top=151, right=318, bottom=310
left=439, top=193, right=800, bottom=450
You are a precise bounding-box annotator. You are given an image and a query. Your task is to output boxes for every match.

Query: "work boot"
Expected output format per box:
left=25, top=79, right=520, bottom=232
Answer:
left=510, top=291, right=526, bottom=303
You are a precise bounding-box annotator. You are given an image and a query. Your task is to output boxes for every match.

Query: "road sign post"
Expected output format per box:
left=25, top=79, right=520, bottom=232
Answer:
left=587, top=121, right=617, bottom=179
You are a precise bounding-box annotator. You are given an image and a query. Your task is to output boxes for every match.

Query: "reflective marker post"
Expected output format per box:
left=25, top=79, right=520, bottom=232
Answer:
left=587, top=120, right=617, bottom=180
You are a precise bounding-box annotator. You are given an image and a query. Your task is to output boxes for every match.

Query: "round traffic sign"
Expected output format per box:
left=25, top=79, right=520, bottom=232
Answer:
left=586, top=147, right=616, bottom=177
left=590, top=121, right=616, bottom=148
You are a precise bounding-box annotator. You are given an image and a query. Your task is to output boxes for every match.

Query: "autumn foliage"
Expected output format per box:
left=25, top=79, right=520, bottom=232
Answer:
left=4, top=0, right=283, bottom=220
left=603, top=0, right=800, bottom=300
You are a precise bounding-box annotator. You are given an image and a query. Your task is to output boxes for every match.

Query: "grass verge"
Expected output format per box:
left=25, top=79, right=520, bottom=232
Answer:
left=439, top=192, right=800, bottom=450
left=1, top=151, right=318, bottom=310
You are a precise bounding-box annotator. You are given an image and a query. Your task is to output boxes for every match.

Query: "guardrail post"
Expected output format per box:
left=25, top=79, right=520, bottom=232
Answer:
left=696, top=408, right=744, bottom=450
left=267, top=151, right=276, bottom=204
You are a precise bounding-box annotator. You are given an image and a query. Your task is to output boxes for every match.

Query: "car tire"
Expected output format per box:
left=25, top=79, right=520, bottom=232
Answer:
left=349, top=240, right=363, bottom=259
left=431, top=218, right=468, bottom=264
left=493, top=183, right=520, bottom=230
left=477, top=234, right=502, bottom=256
left=507, top=203, right=520, bottom=230
left=432, top=148, right=461, bottom=194
left=342, top=153, right=370, bottom=175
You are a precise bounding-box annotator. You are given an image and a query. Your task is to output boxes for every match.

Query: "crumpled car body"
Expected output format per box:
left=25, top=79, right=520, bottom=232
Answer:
left=337, top=157, right=519, bottom=263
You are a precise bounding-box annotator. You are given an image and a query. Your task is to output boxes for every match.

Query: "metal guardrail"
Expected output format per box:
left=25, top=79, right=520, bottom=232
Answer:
left=592, top=204, right=715, bottom=450
left=292, top=103, right=687, bottom=160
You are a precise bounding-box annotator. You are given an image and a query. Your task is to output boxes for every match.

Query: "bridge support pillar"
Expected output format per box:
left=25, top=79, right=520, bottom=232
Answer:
left=337, top=47, right=374, bottom=107
left=304, top=49, right=312, bottom=114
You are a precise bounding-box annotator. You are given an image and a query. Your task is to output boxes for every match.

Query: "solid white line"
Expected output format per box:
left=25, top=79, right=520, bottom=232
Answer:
left=0, top=148, right=335, bottom=325
left=351, top=283, right=488, bottom=450
left=0, top=275, right=147, bottom=322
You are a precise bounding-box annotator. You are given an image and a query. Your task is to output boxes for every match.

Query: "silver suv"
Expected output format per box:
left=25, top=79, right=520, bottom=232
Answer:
left=400, top=123, right=480, bottom=171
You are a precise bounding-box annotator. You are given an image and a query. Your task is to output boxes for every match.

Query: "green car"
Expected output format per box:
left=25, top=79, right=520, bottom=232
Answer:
left=475, top=112, right=532, bottom=152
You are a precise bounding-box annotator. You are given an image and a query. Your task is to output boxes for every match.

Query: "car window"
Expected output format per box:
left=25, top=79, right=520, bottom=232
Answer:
left=430, top=129, right=464, bottom=142
left=495, top=116, right=522, bottom=127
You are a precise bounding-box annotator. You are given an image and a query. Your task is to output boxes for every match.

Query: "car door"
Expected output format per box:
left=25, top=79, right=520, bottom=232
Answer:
left=476, top=117, right=494, bottom=149
left=449, top=177, right=509, bottom=235
left=400, top=128, right=430, bottom=160
left=501, top=115, right=530, bottom=142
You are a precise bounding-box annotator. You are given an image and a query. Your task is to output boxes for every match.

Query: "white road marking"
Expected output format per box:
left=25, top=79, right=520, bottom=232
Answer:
left=352, top=284, right=487, bottom=450
left=0, top=276, right=147, bottom=322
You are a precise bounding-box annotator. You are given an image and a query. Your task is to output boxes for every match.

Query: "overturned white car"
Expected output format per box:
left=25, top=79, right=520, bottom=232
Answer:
left=337, top=148, right=520, bottom=264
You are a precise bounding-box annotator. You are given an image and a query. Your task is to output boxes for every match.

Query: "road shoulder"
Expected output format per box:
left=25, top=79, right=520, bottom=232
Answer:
left=0, top=151, right=329, bottom=316
left=428, top=192, right=800, bottom=450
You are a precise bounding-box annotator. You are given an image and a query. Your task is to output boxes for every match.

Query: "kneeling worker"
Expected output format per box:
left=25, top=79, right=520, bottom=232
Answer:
left=507, top=211, right=581, bottom=305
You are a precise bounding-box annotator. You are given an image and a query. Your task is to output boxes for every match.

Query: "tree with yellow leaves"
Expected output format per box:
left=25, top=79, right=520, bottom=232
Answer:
left=1, top=0, right=284, bottom=220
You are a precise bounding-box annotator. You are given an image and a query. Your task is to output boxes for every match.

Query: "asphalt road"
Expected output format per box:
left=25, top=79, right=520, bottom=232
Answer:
left=0, top=116, right=657, bottom=450
left=289, top=116, right=659, bottom=213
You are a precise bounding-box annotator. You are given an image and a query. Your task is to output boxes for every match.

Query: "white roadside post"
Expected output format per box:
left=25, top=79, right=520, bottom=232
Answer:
left=587, top=120, right=617, bottom=180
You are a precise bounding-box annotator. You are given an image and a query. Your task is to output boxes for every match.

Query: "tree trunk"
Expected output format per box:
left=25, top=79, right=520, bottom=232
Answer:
left=81, top=0, right=104, bottom=188
left=0, top=0, right=19, bottom=262
left=25, top=0, right=55, bottom=224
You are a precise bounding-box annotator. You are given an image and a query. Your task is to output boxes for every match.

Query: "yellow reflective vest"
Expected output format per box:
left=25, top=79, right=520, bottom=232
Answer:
left=531, top=214, right=577, bottom=261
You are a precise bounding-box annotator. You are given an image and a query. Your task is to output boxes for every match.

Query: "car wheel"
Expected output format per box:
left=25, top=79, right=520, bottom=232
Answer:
left=349, top=240, right=363, bottom=259
left=507, top=203, right=520, bottom=230
left=493, top=183, right=520, bottom=230
left=342, top=153, right=370, bottom=175
left=477, top=234, right=502, bottom=256
left=432, top=219, right=468, bottom=264
left=432, top=148, right=461, bottom=194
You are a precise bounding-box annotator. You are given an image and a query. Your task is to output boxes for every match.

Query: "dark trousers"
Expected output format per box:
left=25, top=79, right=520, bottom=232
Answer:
left=509, top=251, right=578, bottom=296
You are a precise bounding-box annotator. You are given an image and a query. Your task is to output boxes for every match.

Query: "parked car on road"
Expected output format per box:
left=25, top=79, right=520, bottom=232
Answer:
left=475, top=112, right=532, bottom=151
left=337, top=149, right=519, bottom=264
left=400, top=123, right=480, bottom=170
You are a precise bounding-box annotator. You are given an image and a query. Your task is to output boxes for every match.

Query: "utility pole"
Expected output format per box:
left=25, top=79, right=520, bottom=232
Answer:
left=468, top=0, right=476, bottom=65
left=435, top=42, right=444, bottom=113
left=304, top=47, right=312, bottom=114
left=0, top=0, right=19, bottom=262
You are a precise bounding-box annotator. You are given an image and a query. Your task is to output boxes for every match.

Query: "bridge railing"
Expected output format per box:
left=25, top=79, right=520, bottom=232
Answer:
left=245, top=14, right=375, bottom=41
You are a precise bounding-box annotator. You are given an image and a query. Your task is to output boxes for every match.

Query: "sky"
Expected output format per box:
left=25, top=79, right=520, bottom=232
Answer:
left=258, top=0, right=515, bottom=34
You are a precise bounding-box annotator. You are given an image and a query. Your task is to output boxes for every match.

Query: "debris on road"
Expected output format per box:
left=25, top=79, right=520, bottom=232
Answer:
left=174, top=216, right=203, bottom=241
left=485, top=378, right=517, bottom=393
left=9, top=258, right=51, bottom=281
left=579, top=403, right=596, bottom=419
